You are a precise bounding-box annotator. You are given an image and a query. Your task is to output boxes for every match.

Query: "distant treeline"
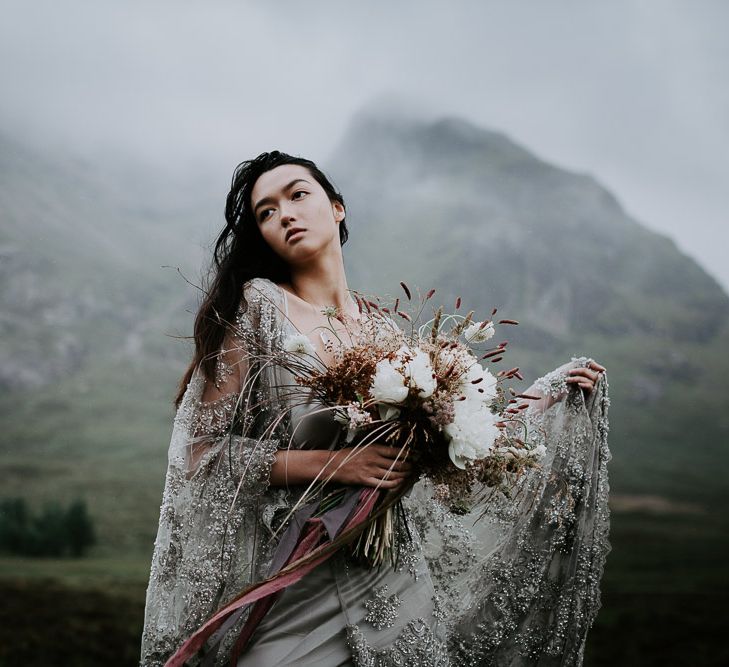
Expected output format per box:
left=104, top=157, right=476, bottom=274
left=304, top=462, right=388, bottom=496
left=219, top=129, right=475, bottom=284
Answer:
left=0, top=497, right=96, bottom=557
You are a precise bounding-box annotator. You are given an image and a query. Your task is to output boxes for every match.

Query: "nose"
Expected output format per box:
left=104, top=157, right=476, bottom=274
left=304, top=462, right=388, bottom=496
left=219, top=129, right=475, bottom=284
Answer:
left=279, top=202, right=295, bottom=226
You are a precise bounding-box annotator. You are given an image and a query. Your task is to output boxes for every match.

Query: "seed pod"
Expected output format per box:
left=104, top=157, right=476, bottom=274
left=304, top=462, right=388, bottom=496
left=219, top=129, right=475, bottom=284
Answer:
left=498, top=319, right=519, bottom=326
left=400, top=281, right=412, bottom=300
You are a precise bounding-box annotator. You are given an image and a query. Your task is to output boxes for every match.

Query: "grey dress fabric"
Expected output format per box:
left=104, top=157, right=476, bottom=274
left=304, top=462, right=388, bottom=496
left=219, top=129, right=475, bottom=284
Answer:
left=240, top=382, right=447, bottom=666
left=140, top=277, right=611, bottom=667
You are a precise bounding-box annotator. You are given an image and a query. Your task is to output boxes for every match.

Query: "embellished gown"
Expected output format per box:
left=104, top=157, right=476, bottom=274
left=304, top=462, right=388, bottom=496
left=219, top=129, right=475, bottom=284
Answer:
left=140, top=277, right=612, bottom=666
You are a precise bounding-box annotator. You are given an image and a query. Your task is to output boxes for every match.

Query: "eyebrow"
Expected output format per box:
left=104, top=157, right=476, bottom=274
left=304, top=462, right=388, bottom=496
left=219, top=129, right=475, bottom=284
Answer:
left=253, top=178, right=311, bottom=214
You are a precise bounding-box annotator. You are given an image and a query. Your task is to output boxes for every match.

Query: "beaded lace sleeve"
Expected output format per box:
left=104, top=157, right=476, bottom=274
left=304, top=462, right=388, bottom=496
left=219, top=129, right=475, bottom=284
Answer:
left=405, top=357, right=612, bottom=666
left=139, top=278, right=285, bottom=666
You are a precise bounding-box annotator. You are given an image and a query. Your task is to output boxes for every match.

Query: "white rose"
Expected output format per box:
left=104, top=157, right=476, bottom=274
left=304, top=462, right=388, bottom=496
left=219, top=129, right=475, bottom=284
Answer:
left=283, top=333, right=317, bottom=356
left=369, top=358, right=409, bottom=404
left=464, top=320, right=495, bottom=343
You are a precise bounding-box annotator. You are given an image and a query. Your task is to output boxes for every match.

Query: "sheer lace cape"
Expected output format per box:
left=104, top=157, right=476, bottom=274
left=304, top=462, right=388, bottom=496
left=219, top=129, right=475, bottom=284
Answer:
left=140, top=277, right=611, bottom=666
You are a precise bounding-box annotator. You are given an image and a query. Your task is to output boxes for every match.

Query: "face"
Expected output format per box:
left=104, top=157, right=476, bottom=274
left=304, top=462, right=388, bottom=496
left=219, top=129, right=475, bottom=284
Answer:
left=251, top=164, right=345, bottom=267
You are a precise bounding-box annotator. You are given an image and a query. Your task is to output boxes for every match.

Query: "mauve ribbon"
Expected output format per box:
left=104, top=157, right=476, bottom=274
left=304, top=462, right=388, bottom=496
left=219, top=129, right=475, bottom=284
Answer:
left=200, top=487, right=363, bottom=666
left=165, top=487, right=378, bottom=667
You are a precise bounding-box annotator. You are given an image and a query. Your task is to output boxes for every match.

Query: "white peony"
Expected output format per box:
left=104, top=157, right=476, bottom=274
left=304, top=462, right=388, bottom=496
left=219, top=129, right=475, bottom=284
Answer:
left=370, top=357, right=409, bottom=404
left=464, top=320, right=495, bottom=343
left=460, top=361, right=498, bottom=404
left=401, top=347, right=436, bottom=398
left=444, top=398, right=499, bottom=469
left=283, top=333, right=317, bottom=356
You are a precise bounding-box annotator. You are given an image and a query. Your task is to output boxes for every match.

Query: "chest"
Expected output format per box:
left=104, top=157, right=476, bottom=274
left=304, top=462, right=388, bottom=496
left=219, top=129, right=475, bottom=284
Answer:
left=283, top=305, right=359, bottom=369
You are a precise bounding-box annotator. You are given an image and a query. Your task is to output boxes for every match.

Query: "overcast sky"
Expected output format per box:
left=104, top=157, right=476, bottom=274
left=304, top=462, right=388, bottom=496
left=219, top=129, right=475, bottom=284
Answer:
left=2, top=0, right=727, bottom=290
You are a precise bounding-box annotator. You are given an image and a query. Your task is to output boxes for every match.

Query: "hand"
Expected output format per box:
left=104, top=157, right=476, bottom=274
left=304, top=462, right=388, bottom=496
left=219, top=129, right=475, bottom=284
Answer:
left=326, top=444, right=413, bottom=489
left=566, top=359, right=606, bottom=394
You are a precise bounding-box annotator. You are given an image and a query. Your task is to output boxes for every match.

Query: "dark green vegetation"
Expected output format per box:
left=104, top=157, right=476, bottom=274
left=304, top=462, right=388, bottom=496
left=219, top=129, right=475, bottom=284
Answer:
left=1, top=111, right=727, bottom=664
left=0, top=497, right=95, bottom=557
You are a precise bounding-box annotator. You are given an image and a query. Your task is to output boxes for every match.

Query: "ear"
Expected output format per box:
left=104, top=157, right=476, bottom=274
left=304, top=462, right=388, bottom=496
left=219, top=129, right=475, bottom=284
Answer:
left=332, top=201, right=345, bottom=223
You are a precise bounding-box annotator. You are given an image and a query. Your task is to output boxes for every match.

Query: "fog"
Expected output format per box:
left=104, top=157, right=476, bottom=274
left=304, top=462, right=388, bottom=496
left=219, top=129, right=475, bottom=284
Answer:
left=1, top=0, right=727, bottom=289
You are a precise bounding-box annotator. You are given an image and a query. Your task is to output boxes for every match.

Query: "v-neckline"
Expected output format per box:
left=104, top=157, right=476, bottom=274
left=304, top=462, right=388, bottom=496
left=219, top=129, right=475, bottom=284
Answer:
left=274, top=282, right=369, bottom=373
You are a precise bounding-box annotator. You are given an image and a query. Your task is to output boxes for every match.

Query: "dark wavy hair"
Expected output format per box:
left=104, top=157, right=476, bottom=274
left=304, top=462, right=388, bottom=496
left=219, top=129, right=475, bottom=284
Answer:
left=174, top=151, right=348, bottom=407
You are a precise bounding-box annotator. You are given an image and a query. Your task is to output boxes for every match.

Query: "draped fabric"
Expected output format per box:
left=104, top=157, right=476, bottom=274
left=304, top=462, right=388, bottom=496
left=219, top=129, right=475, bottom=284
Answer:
left=140, top=277, right=611, bottom=666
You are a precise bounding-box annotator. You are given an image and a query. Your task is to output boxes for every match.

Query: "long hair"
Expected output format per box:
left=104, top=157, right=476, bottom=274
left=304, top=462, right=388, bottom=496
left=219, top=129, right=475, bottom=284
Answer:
left=173, top=151, right=348, bottom=407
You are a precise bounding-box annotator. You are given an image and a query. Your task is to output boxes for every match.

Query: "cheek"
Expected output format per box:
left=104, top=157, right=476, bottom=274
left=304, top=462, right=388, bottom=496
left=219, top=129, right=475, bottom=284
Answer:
left=311, top=199, right=338, bottom=233
left=259, top=225, right=283, bottom=252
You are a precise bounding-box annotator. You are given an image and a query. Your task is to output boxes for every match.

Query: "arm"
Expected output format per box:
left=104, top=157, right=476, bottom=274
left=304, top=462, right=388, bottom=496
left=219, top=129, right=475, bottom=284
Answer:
left=270, top=446, right=412, bottom=489
left=522, top=358, right=606, bottom=415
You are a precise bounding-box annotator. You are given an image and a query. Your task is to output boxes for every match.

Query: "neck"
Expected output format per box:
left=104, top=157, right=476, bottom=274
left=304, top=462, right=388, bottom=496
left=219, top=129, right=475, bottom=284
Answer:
left=287, top=246, right=356, bottom=315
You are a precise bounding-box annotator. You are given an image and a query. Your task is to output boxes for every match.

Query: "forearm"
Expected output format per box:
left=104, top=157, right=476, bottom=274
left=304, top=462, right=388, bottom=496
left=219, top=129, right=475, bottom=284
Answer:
left=527, top=390, right=563, bottom=414
left=269, top=449, right=332, bottom=487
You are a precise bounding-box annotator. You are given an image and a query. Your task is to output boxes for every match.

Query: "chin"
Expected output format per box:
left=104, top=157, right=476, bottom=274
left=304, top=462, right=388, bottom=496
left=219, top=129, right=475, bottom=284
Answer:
left=286, top=241, right=328, bottom=265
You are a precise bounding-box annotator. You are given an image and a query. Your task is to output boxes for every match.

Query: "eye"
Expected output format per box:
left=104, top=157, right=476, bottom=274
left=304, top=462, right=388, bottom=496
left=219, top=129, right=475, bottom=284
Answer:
left=258, top=208, right=274, bottom=222
left=292, top=190, right=308, bottom=200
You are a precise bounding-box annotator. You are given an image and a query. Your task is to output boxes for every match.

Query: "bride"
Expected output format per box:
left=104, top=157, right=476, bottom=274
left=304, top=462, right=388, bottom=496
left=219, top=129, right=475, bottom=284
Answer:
left=140, top=151, right=610, bottom=666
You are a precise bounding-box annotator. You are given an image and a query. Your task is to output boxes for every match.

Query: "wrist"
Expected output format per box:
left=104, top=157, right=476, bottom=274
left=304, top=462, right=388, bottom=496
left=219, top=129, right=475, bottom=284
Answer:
left=321, top=449, right=339, bottom=483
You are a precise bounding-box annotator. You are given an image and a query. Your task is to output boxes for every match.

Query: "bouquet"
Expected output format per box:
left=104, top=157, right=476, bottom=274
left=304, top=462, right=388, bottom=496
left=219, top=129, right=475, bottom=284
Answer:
left=277, top=282, right=546, bottom=567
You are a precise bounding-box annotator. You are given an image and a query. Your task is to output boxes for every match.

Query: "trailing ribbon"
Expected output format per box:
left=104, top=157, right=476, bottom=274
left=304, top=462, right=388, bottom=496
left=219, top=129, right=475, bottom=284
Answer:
left=164, top=486, right=380, bottom=667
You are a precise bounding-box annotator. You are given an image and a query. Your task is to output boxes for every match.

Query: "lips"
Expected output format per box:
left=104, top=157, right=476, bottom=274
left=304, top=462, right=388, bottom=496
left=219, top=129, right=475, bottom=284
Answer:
left=285, top=227, right=306, bottom=242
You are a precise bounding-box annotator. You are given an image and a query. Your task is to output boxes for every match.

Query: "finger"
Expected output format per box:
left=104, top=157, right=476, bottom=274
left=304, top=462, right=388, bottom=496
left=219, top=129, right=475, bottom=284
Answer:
left=588, top=360, right=606, bottom=372
left=376, top=463, right=408, bottom=476
left=374, top=444, right=407, bottom=459
left=367, top=476, right=402, bottom=489
left=569, top=368, right=599, bottom=382
left=380, top=468, right=409, bottom=480
left=379, top=458, right=413, bottom=472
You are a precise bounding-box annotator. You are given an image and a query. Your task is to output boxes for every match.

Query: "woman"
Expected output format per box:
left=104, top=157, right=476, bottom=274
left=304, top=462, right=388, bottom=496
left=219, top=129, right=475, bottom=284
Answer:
left=140, top=151, right=610, bottom=666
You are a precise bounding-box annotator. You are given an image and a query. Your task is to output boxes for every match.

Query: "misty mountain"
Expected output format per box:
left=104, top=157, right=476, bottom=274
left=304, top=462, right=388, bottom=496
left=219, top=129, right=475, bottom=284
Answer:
left=1, top=110, right=727, bottom=555
left=0, top=134, right=212, bottom=389
left=332, top=113, right=729, bottom=346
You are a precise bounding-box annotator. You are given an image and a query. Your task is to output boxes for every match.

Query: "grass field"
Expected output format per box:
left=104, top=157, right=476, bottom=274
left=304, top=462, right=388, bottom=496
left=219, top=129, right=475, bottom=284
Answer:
left=1, top=505, right=726, bottom=666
